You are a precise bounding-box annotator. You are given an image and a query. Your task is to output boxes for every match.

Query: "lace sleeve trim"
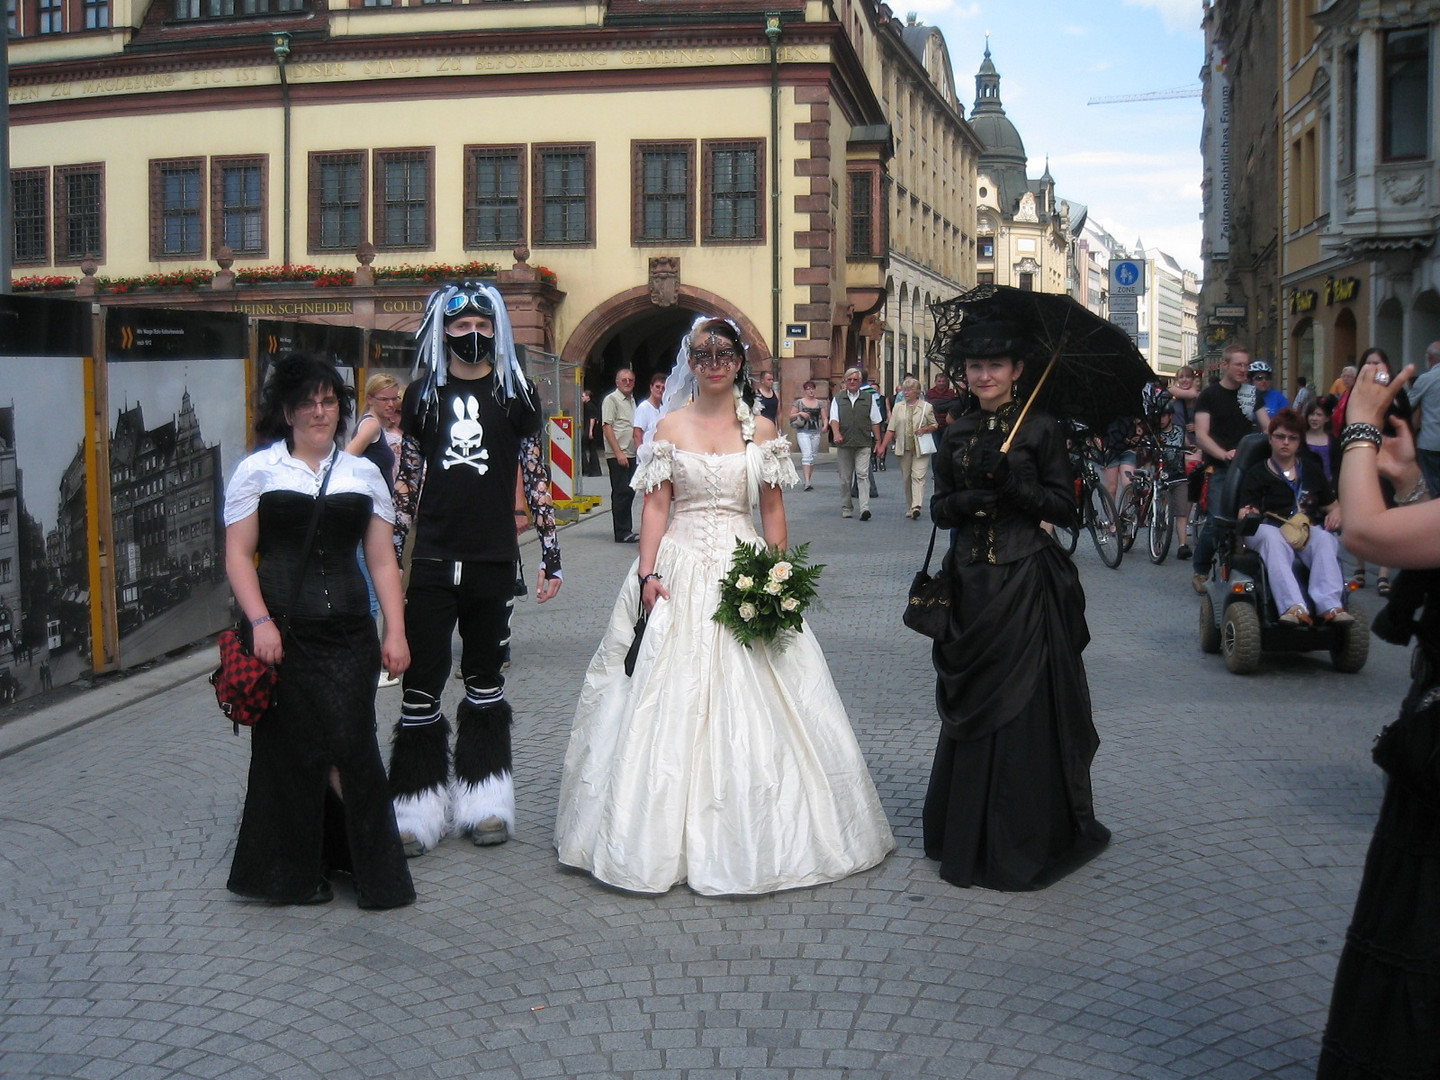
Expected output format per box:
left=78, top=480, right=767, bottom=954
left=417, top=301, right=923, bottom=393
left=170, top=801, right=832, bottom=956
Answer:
left=632, top=440, right=675, bottom=492
left=757, top=436, right=800, bottom=488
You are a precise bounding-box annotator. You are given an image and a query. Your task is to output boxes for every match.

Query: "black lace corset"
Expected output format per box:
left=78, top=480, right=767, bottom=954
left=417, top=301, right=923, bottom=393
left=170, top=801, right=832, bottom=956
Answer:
left=255, top=490, right=374, bottom=618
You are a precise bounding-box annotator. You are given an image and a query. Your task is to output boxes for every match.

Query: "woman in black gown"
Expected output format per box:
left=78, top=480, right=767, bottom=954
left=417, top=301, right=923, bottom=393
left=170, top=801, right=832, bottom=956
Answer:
left=223, top=355, right=414, bottom=908
left=1319, top=361, right=1439, bottom=1077
left=925, top=319, right=1110, bottom=890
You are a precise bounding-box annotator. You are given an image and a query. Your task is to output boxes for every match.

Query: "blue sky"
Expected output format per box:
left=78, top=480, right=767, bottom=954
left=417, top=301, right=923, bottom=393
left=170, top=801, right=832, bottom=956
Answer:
left=910, top=0, right=1205, bottom=274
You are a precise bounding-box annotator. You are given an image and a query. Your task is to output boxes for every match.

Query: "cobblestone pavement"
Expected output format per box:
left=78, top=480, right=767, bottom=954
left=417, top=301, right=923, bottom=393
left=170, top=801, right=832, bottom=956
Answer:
left=0, top=458, right=1409, bottom=1079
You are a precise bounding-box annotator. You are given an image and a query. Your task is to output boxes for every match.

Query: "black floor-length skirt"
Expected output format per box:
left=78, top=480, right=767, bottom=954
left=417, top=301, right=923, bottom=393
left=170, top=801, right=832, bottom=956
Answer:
left=1317, top=695, right=1440, bottom=1078
left=228, top=614, right=414, bottom=909
left=924, top=543, right=1110, bottom=890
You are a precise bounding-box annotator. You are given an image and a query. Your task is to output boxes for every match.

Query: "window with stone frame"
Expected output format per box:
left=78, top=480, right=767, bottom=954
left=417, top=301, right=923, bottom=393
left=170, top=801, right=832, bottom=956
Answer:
left=151, top=158, right=206, bottom=260
left=173, top=0, right=306, bottom=17
left=1383, top=26, right=1429, bottom=161
left=1018, top=272, right=1034, bottom=291
left=702, top=139, right=764, bottom=244
left=533, top=143, right=594, bottom=247
left=464, top=145, right=525, bottom=249
left=212, top=156, right=266, bottom=257
left=83, top=0, right=108, bottom=27
left=54, top=164, right=104, bottom=264
left=373, top=148, right=433, bottom=251
left=632, top=141, right=694, bottom=245
left=12, top=168, right=49, bottom=266
left=37, top=0, right=61, bottom=31
left=848, top=166, right=884, bottom=258
left=308, top=151, right=366, bottom=254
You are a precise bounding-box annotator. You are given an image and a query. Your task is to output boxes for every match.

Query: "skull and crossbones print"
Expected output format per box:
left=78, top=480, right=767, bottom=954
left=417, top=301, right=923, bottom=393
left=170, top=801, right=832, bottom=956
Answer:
left=442, top=394, right=490, bottom=473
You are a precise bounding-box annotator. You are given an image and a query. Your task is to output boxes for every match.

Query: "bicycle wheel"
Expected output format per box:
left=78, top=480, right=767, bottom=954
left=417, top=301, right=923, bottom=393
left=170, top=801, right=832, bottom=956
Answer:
left=1117, top=481, right=1142, bottom=553
left=1148, top=485, right=1173, bottom=563
left=1053, top=517, right=1080, bottom=555
left=1087, top=479, right=1123, bottom=568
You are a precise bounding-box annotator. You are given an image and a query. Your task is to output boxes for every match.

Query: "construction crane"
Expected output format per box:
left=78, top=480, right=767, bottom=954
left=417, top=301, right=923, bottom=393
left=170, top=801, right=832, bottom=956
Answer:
left=1087, top=87, right=1202, bottom=105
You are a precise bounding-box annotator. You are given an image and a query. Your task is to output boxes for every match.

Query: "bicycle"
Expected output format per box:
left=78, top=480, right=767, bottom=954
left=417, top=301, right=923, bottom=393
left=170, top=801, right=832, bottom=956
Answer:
left=1072, top=444, right=1123, bottom=568
left=1117, top=465, right=1174, bottom=563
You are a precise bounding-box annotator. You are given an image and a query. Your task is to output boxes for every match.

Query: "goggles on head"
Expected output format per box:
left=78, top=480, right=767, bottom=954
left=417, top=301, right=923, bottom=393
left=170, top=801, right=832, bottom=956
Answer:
left=443, top=285, right=495, bottom=322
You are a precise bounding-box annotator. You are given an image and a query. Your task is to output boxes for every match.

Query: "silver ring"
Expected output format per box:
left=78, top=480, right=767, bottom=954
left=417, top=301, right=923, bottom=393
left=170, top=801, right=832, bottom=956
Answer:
left=1375, top=371, right=1391, bottom=386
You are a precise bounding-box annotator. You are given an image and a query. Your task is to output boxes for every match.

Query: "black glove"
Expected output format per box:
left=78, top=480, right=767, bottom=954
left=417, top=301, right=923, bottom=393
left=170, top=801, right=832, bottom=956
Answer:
left=951, top=490, right=999, bottom=518
left=971, top=446, right=1010, bottom=487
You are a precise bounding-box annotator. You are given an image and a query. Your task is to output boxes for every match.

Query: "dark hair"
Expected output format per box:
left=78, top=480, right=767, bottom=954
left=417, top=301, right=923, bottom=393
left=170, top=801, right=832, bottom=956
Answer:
left=255, top=353, right=353, bottom=447
left=689, top=317, right=755, bottom=408
left=1267, top=407, right=1305, bottom=437
left=1303, top=398, right=1330, bottom=421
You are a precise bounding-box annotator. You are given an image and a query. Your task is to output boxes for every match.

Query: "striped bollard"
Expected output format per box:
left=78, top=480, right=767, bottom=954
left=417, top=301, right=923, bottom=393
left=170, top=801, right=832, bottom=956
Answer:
left=548, top=415, right=574, bottom=503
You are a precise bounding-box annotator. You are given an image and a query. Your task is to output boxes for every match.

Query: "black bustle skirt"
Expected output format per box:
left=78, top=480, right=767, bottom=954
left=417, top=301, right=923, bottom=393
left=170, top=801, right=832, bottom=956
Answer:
left=228, top=614, right=414, bottom=909
left=1317, top=699, right=1440, bottom=1078
left=924, top=543, right=1110, bottom=890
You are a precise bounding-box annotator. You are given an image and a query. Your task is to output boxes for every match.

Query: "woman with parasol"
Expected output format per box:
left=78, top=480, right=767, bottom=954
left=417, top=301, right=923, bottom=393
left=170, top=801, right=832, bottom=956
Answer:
left=924, top=309, right=1111, bottom=891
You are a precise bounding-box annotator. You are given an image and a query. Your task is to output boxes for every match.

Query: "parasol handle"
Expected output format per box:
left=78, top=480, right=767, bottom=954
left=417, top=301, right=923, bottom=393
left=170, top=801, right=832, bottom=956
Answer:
left=999, top=336, right=1066, bottom=454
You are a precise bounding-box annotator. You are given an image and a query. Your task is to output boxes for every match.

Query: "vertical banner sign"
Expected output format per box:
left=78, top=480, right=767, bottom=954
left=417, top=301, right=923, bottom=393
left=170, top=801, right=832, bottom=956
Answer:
left=105, top=307, right=249, bottom=671
left=0, top=295, right=94, bottom=705
left=1212, top=48, right=1231, bottom=259
left=548, top=416, right=574, bottom=503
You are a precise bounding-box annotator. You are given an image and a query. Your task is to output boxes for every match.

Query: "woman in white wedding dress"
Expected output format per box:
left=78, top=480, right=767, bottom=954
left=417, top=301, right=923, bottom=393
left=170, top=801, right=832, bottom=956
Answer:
left=555, top=316, right=894, bottom=896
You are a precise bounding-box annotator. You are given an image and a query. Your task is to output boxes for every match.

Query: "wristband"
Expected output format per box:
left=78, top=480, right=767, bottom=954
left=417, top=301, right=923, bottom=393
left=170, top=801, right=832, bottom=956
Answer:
left=639, top=572, right=663, bottom=584
left=250, top=615, right=274, bottom=628
left=1340, top=422, right=1383, bottom=451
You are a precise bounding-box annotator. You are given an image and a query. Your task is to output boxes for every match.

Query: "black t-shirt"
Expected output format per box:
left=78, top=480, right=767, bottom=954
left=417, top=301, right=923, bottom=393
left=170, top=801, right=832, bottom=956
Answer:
left=1239, top=456, right=1335, bottom=522
left=756, top=390, right=780, bottom=426
left=402, top=369, right=541, bottom=563
left=1195, top=382, right=1256, bottom=466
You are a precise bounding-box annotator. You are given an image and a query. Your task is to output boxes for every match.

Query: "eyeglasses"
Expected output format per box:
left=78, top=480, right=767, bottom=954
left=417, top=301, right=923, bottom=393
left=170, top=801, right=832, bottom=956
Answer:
left=1270, top=431, right=1300, bottom=442
left=370, top=394, right=400, bottom=405
left=443, top=287, right=494, bottom=320
left=691, top=348, right=739, bottom=371
left=295, top=396, right=339, bottom=415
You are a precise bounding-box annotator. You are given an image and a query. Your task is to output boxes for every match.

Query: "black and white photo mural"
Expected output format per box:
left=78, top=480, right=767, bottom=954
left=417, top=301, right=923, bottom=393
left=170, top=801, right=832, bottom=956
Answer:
left=104, top=308, right=248, bottom=669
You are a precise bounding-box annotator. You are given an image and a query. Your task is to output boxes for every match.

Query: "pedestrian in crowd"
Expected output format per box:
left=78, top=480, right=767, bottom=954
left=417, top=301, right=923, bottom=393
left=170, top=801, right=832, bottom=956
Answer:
left=1302, top=399, right=1340, bottom=483
left=555, top=314, right=893, bottom=896
left=223, top=353, right=413, bottom=908
left=1319, top=359, right=1438, bottom=1079
left=581, top=388, right=604, bottom=477
left=1402, top=340, right=1440, bottom=496
left=926, top=317, right=1108, bottom=891
left=1329, top=364, right=1357, bottom=397
left=1191, top=343, right=1259, bottom=593
left=1334, top=348, right=1409, bottom=595
left=1099, top=414, right=1141, bottom=504
left=346, top=372, right=406, bottom=687
left=926, top=371, right=960, bottom=433
left=1156, top=403, right=1196, bottom=559
left=602, top=367, right=639, bottom=543
left=828, top=367, right=881, bottom=521
left=752, top=367, right=781, bottom=428
left=789, top=378, right=824, bottom=490
left=1250, top=360, right=1289, bottom=428
left=1292, top=376, right=1316, bottom=418
left=39, top=659, right=52, bottom=691
left=632, top=371, right=667, bottom=449
left=385, top=284, right=562, bottom=857
left=866, top=371, right=889, bottom=472
left=876, top=376, right=938, bottom=519
left=1236, top=408, right=1350, bottom=625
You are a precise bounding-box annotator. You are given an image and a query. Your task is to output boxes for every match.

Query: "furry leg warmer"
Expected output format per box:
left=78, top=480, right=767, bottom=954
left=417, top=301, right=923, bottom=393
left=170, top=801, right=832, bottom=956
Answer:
left=388, top=690, right=451, bottom=854
left=451, top=684, right=514, bottom=838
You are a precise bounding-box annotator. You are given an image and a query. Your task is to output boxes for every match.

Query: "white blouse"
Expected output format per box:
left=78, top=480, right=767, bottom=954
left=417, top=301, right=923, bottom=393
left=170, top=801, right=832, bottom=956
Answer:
left=223, top=441, right=396, bottom=526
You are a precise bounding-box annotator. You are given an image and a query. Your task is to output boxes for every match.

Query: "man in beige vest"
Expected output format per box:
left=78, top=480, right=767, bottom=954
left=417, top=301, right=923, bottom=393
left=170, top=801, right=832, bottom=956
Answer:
left=828, top=367, right=882, bottom=521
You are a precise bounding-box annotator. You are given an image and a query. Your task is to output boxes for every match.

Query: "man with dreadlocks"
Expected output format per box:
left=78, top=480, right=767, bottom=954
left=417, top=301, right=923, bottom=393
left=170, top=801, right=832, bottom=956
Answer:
left=387, top=283, right=562, bottom=856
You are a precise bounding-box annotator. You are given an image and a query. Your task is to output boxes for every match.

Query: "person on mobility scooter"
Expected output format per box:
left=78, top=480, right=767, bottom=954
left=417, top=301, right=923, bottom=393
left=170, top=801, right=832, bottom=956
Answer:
left=1197, top=412, right=1369, bottom=674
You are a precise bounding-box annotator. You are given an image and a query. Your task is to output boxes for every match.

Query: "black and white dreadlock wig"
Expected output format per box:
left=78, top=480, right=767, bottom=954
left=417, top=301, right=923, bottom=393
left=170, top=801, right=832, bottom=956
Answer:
left=411, top=282, right=533, bottom=421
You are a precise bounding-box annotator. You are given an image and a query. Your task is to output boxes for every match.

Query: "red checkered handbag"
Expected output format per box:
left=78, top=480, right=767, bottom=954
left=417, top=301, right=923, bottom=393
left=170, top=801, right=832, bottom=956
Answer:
left=211, top=626, right=277, bottom=734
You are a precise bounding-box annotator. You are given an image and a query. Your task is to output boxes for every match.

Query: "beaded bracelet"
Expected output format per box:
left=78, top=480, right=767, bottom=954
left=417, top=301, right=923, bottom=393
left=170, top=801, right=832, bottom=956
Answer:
left=1340, top=422, right=1383, bottom=451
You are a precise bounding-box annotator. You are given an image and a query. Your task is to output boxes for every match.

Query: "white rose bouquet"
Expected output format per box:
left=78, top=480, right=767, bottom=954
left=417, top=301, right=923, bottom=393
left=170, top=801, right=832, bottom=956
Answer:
left=713, top=541, right=824, bottom=650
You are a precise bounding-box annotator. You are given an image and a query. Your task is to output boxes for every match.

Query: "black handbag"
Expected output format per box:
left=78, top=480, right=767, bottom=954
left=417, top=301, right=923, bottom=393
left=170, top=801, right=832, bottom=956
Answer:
left=903, top=524, right=952, bottom=640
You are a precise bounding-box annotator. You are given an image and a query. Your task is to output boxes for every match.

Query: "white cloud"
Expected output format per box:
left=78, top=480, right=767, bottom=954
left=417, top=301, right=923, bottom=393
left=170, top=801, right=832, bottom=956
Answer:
left=1063, top=25, right=1089, bottom=36
left=906, top=0, right=980, bottom=17
left=1122, top=0, right=1203, bottom=34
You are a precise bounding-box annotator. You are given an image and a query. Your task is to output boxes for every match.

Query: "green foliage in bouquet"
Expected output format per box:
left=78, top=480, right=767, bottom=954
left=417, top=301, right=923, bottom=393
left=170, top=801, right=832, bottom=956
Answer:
left=713, top=541, right=824, bottom=650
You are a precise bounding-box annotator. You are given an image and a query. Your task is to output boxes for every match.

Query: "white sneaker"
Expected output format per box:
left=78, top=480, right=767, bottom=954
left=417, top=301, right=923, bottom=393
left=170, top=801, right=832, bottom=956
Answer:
left=378, top=672, right=400, bottom=688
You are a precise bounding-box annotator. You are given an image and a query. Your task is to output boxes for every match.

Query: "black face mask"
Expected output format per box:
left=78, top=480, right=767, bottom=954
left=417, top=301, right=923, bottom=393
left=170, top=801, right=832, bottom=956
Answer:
left=447, top=330, right=494, bottom=365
